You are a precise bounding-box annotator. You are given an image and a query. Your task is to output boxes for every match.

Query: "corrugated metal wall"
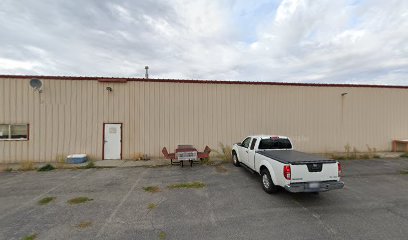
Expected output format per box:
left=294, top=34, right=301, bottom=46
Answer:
left=1, top=77, right=408, bottom=163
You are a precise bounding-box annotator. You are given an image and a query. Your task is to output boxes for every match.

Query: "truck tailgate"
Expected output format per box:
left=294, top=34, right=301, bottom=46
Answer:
left=257, top=150, right=339, bottom=183
left=291, top=162, right=339, bottom=183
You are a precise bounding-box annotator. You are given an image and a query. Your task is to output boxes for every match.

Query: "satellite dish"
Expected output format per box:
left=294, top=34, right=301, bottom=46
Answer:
left=29, top=79, right=43, bottom=92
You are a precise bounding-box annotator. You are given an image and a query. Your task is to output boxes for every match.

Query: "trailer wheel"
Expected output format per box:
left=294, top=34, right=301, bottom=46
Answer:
left=232, top=153, right=240, bottom=167
left=260, top=169, right=278, bottom=194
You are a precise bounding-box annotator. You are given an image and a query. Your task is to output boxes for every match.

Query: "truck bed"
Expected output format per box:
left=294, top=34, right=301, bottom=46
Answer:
left=257, top=150, right=336, bottom=165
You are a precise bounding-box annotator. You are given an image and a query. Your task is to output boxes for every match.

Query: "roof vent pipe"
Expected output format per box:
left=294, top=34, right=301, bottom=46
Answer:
left=145, top=66, right=149, bottom=79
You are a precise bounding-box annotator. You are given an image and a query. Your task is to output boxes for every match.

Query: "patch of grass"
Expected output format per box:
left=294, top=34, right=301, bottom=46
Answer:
left=200, top=157, right=211, bottom=165
left=55, top=154, right=65, bottom=169
left=360, top=154, right=370, bottom=159
left=76, top=221, right=92, bottom=229
left=212, top=143, right=232, bottom=162
left=333, top=144, right=381, bottom=160
left=148, top=165, right=167, bottom=168
left=344, top=144, right=351, bottom=158
left=80, top=161, right=95, bottom=169
left=38, top=196, right=56, bottom=205
left=366, top=145, right=378, bottom=159
left=38, top=164, right=55, bottom=172
left=330, top=154, right=346, bottom=160
left=159, top=231, right=166, bottom=240
left=20, top=161, right=35, bottom=171
left=400, top=153, right=408, bottom=158
left=143, top=186, right=161, bottom=193
left=4, top=167, right=13, bottom=172
left=352, top=147, right=358, bottom=159
left=215, top=165, right=228, bottom=173
left=132, top=152, right=144, bottom=161
left=331, top=152, right=382, bottom=160
left=400, top=169, right=408, bottom=174
left=147, top=203, right=157, bottom=210
left=67, top=197, right=93, bottom=205
left=22, top=234, right=37, bottom=240
left=167, top=181, right=205, bottom=189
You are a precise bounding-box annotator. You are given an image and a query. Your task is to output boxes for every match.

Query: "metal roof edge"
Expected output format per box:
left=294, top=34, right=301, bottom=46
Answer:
left=0, top=74, right=407, bottom=89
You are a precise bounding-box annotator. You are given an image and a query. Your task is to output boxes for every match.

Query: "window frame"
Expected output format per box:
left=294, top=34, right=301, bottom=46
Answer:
left=258, top=138, right=292, bottom=150
left=242, top=137, right=252, bottom=148
left=0, top=123, right=30, bottom=141
left=250, top=138, right=257, bottom=150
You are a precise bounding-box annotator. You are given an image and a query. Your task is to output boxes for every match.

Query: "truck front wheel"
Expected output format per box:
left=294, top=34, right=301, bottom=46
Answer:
left=260, top=169, right=278, bottom=194
left=232, top=153, right=240, bottom=167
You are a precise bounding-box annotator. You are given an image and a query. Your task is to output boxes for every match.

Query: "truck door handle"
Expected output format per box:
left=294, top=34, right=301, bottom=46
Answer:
left=246, top=151, right=248, bottom=153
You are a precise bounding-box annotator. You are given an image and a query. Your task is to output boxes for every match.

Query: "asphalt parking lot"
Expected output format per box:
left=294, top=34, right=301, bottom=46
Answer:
left=1, top=159, right=408, bottom=240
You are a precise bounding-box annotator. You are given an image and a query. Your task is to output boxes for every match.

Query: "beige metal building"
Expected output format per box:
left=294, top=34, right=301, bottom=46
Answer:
left=1, top=75, right=408, bottom=163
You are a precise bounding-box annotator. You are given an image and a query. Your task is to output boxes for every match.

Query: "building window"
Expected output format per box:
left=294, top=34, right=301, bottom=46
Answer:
left=0, top=124, right=29, bottom=140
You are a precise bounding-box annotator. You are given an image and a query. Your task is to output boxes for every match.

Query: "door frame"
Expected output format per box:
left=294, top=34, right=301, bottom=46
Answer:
left=238, top=137, right=251, bottom=165
left=102, top=123, right=123, bottom=160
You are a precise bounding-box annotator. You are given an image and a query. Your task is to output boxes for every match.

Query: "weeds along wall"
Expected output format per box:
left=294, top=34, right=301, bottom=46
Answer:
left=1, top=77, right=408, bottom=163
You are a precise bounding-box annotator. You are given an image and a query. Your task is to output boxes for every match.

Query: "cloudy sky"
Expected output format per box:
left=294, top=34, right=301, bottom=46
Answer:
left=0, top=0, right=407, bottom=84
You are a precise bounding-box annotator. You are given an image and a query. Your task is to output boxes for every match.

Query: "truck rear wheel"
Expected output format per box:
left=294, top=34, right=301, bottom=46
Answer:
left=260, top=169, right=278, bottom=194
left=232, top=153, right=240, bottom=167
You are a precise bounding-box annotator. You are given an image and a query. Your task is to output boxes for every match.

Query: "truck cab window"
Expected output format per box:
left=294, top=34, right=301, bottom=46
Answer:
left=242, top=137, right=251, bottom=148
left=258, top=138, right=292, bottom=149
left=250, top=138, right=257, bottom=150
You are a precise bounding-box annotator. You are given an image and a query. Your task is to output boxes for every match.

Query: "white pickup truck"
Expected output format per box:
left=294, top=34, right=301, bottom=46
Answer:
left=232, top=135, right=344, bottom=194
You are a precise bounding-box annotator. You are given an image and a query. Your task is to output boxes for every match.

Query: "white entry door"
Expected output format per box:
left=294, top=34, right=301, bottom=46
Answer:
left=104, top=123, right=122, bottom=160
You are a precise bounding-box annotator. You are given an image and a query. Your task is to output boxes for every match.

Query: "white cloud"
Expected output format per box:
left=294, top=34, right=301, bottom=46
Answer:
left=0, top=58, right=39, bottom=71
left=274, top=0, right=305, bottom=24
left=108, top=3, right=136, bottom=24
left=0, top=0, right=407, bottom=85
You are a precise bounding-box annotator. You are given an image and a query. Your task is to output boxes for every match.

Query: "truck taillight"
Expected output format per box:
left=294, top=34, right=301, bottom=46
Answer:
left=338, top=162, right=342, bottom=176
left=283, top=165, right=291, bottom=180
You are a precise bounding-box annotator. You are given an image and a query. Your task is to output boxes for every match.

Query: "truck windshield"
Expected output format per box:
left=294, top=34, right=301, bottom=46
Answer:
left=258, top=138, right=292, bottom=150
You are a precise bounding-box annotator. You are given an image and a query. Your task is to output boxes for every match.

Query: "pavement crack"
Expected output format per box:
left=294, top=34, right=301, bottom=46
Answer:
left=145, top=197, right=167, bottom=238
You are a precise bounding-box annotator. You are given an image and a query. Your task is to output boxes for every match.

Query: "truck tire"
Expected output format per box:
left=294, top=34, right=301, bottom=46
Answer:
left=260, top=169, right=278, bottom=194
left=232, top=153, right=240, bottom=167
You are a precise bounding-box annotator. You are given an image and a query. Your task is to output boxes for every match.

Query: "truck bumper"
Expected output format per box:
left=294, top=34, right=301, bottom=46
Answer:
left=284, top=180, right=344, bottom=193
